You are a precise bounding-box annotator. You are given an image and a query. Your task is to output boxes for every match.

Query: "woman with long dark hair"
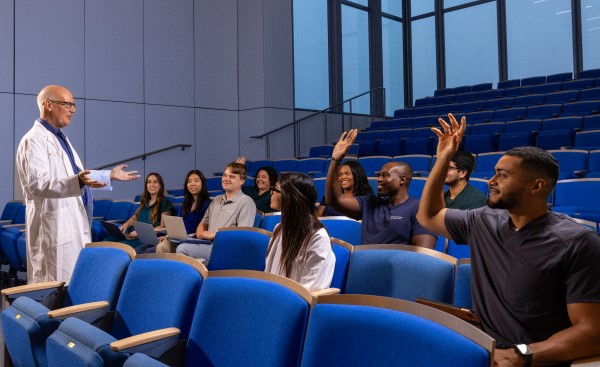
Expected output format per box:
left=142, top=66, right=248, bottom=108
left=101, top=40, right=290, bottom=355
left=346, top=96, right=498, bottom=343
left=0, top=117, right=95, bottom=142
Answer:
left=109, top=172, right=173, bottom=250
left=265, top=172, right=335, bottom=290
left=316, top=160, right=373, bottom=218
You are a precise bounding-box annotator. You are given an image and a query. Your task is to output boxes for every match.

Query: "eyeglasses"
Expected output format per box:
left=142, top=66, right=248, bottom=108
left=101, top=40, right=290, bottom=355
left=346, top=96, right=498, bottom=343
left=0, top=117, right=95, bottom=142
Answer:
left=270, top=186, right=281, bottom=194
left=447, top=166, right=460, bottom=172
left=48, top=100, right=77, bottom=110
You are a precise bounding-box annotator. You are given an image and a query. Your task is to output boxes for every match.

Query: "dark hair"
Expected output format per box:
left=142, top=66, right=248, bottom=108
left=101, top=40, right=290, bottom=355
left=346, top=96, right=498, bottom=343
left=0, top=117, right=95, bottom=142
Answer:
left=340, top=160, right=373, bottom=196
left=504, top=146, right=559, bottom=190
left=276, top=172, right=325, bottom=278
left=182, top=169, right=210, bottom=218
left=225, top=162, right=248, bottom=180
left=254, top=166, right=279, bottom=190
left=451, top=151, right=476, bottom=180
left=133, top=172, right=166, bottom=224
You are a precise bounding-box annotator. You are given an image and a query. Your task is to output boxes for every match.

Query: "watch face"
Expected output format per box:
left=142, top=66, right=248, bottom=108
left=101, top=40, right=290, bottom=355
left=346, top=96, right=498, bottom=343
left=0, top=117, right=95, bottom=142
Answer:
left=515, top=344, right=532, bottom=355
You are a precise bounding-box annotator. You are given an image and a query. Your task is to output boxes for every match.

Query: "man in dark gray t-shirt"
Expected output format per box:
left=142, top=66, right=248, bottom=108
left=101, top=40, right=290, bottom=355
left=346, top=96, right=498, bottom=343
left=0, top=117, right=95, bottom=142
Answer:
left=417, top=113, right=600, bottom=367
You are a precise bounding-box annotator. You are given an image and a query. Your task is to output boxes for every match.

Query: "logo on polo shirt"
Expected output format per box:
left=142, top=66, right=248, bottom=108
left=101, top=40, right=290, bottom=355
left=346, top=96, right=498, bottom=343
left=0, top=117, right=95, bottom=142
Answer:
left=389, top=216, right=404, bottom=220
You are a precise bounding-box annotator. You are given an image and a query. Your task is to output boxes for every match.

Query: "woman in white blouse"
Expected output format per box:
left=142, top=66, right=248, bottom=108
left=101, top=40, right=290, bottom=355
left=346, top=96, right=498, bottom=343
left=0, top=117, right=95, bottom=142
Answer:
left=265, top=172, right=336, bottom=291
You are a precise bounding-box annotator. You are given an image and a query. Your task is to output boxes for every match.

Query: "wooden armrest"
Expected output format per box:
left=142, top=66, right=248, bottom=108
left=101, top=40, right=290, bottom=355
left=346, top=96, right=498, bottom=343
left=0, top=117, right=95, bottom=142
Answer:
left=110, top=327, right=180, bottom=357
left=2, top=281, right=65, bottom=310
left=0, top=220, right=12, bottom=225
left=571, top=356, right=600, bottom=366
left=2, top=223, right=25, bottom=228
left=311, top=288, right=340, bottom=298
left=48, top=301, right=109, bottom=323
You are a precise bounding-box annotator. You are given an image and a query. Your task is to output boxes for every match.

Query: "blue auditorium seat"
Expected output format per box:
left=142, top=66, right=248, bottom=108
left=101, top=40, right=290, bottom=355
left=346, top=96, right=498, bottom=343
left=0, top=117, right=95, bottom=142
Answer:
left=521, top=75, right=546, bottom=86
left=465, top=110, right=495, bottom=124
left=545, top=90, right=579, bottom=104
left=272, top=158, right=298, bottom=173
left=297, top=158, right=327, bottom=175
left=331, top=239, right=353, bottom=292
left=368, top=120, right=390, bottom=130
left=478, top=89, right=505, bottom=100
left=412, top=126, right=436, bottom=138
left=386, top=128, right=412, bottom=140
left=513, top=94, right=545, bottom=107
left=546, top=72, right=572, bottom=83
left=542, top=116, right=583, bottom=132
left=412, top=106, right=435, bottom=116
left=493, top=107, right=526, bottom=122
left=475, top=152, right=505, bottom=173
left=562, top=78, right=595, bottom=91
left=561, top=100, right=600, bottom=117
left=575, top=130, right=600, bottom=150
left=471, top=82, right=493, bottom=92
left=470, top=122, right=505, bottom=135
left=535, top=130, right=574, bottom=150
left=363, top=130, right=387, bottom=141
left=208, top=227, right=272, bottom=271
left=526, top=104, right=562, bottom=119
left=578, top=68, right=600, bottom=79
left=497, top=79, right=520, bottom=89
left=433, top=103, right=461, bottom=115
left=453, top=91, right=480, bottom=103
left=434, top=88, right=453, bottom=97
left=552, top=179, right=600, bottom=222
left=247, top=160, right=273, bottom=177
left=452, top=85, right=472, bottom=94
left=463, top=135, right=498, bottom=154
left=459, top=100, right=485, bottom=113
left=579, top=87, right=600, bottom=101
left=320, top=217, right=362, bottom=247
left=532, top=82, right=563, bottom=94
left=584, top=115, right=600, bottom=130
left=548, top=149, right=588, bottom=179
left=504, top=86, right=532, bottom=97
left=408, top=177, right=428, bottom=199
left=403, top=137, right=434, bottom=155
left=377, top=139, right=404, bottom=156
left=504, top=119, right=542, bottom=133
left=484, top=97, right=514, bottom=110
left=393, top=154, right=432, bottom=173
left=446, top=239, right=471, bottom=260
left=358, top=156, right=392, bottom=177
left=453, top=259, right=473, bottom=309
left=309, top=145, right=334, bottom=158
left=498, top=132, right=536, bottom=151
left=586, top=150, right=600, bottom=177
left=0, top=200, right=24, bottom=223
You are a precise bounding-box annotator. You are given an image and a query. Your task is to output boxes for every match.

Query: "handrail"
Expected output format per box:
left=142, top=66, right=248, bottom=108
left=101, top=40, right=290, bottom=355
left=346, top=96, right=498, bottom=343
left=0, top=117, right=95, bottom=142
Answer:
left=250, top=87, right=385, bottom=158
left=251, top=87, right=385, bottom=139
left=92, top=144, right=192, bottom=170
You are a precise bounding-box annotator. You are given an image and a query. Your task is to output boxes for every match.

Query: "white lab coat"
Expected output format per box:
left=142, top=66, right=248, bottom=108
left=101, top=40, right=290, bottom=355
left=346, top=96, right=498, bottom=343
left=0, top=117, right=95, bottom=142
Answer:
left=16, top=120, right=91, bottom=284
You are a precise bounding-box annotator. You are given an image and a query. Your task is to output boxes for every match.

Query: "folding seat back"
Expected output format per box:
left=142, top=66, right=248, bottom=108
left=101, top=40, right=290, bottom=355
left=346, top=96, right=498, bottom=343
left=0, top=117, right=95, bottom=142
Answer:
left=394, top=108, right=412, bottom=118
left=393, top=154, right=432, bottom=173
left=345, top=245, right=457, bottom=303
left=301, top=295, right=494, bottom=367
left=579, top=87, right=600, bottom=101
left=475, top=152, right=504, bottom=173
left=166, top=188, right=184, bottom=197
left=433, top=103, right=461, bottom=115
left=403, top=138, right=434, bottom=155
left=358, top=156, right=391, bottom=177
left=412, top=126, right=436, bottom=139
left=532, top=82, right=563, bottom=94
left=588, top=150, right=600, bottom=175
left=553, top=179, right=600, bottom=216
left=363, top=130, right=386, bottom=141
left=388, top=118, right=412, bottom=129
left=542, top=116, right=583, bottom=132
left=504, top=119, right=542, bottom=133
left=497, top=79, right=520, bottom=89
left=368, top=120, right=389, bottom=130
left=575, top=130, right=600, bottom=150
left=412, top=115, right=438, bottom=127
left=584, top=115, right=600, bottom=131
left=469, top=178, right=490, bottom=197
left=0, top=200, right=23, bottom=222
left=484, top=97, right=514, bottom=110
left=545, top=90, right=579, bottom=104
left=313, top=177, right=326, bottom=202
left=407, top=177, right=428, bottom=199
left=92, top=199, right=113, bottom=220
left=309, top=145, right=334, bottom=158
left=478, top=89, right=505, bottom=100
left=453, top=258, right=472, bottom=309
left=296, top=158, right=326, bottom=175
left=1, top=228, right=27, bottom=272
left=549, top=150, right=588, bottom=179
left=414, top=98, right=430, bottom=107
left=463, top=134, right=498, bottom=154
left=331, top=239, right=353, bottom=292
left=535, top=130, right=574, bottom=150
left=46, top=254, right=207, bottom=367
left=272, top=158, right=298, bottom=173
left=526, top=104, right=562, bottom=119
left=377, top=139, right=404, bottom=157
left=356, top=141, right=378, bottom=157
left=521, top=76, right=546, bottom=86
left=386, top=128, right=412, bottom=140
left=259, top=212, right=282, bottom=232
left=504, top=86, right=532, bottom=97
left=493, top=107, right=526, bottom=122
left=452, top=85, right=472, bottom=94
left=562, top=100, right=600, bottom=117
left=562, top=78, right=595, bottom=91
left=2, top=243, right=135, bottom=367
left=446, top=239, right=471, bottom=259
left=91, top=200, right=134, bottom=241
left=368, top=177, right=378, bottom=194
left=453, top=91, right=480, bottom=103
left=320, top=217, right=362, bottom=247
left=546, top=72, right=572, bottom=83
left=465, top=110, right=495, bottom=124
left=411, top=106, right=435, bottom=117
left=470, top=122, right=505, bottom=135
left=513, top=94, right=545, bottom=107
left=434, top=88, right=453, bottom=97
left=459, top=100, right=485, bottom=113
left=471, top=82, right=493, bottom=92
left=247, top=160, right=273, bottom=177
left=578, top=68, right=600, bottom=79
left=208, top=227, right=272, bottom=271
left=498, top=132, right=536, bottom=151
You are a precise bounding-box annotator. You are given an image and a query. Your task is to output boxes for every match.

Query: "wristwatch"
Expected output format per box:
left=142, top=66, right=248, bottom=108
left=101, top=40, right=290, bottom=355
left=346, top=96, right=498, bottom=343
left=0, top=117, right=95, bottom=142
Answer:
left=513, top=344, right=533, bottom=367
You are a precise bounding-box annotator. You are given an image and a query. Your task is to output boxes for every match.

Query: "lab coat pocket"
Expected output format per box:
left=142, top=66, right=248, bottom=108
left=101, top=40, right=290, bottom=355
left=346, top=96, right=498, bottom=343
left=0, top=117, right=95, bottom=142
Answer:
left=40, top=208, right=82, bottom=278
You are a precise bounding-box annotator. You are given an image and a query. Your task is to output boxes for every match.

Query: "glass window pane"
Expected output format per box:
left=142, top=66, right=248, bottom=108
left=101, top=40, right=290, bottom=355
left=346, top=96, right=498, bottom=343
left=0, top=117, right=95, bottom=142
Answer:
left=293, top=0, right=329, bottom=110
left=342, top=5, right=370, bottom=114
left=506, top=0, right=573, bottom=79
left=582, top=0, right=600, bottom=70
left=444, top=0, right=478, bottom=8
left=382, top=0, right=402, bottom=17
left=445, top=2, right=498, bottom=88
left=411, top=0, right=434, bottom=17
left=411, top=16, right=437, bottom=102
left=346, top=0, right=368, bottom=7
left=382, top=17, right=404, bottom=116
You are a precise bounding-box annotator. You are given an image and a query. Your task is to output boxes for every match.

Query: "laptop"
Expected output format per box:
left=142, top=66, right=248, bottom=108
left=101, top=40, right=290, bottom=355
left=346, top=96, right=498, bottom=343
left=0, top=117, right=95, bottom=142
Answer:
left=100, top=221, right=129, bottom=241
left=132, top=221, right=160, bottom=246
left=162, top=215, right=212, bottom=245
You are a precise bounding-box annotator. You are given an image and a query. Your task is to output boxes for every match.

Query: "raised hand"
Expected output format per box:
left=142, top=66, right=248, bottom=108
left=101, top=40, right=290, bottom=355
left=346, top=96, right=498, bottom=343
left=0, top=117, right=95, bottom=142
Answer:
left=332, top=129, right=358, bottom=162
left=432, top=113, right=466, bottom=160
left=110, top=164, right=141, bottom=181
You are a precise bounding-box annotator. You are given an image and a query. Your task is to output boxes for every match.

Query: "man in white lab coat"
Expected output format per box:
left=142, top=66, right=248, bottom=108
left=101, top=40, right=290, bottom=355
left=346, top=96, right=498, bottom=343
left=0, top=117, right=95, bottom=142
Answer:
left=16, top=85, right=140, bottom=284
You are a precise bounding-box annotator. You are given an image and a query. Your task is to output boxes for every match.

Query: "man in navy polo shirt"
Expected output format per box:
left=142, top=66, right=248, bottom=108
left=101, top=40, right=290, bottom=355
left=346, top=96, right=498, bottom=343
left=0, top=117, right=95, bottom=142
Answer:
left=325, top=130, right=436, bottom=248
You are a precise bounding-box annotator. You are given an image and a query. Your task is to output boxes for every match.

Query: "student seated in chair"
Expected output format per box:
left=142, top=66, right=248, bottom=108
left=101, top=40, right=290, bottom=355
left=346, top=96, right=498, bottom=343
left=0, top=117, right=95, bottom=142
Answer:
left=417, top=113, right=600, bottom=367
left=157, top=162, right=256, bottom=264
left=444, top=150, right=487, bottom=210
left=316, top=160, right=373, bottom=217
left=265, top=172, right=335, bottom=291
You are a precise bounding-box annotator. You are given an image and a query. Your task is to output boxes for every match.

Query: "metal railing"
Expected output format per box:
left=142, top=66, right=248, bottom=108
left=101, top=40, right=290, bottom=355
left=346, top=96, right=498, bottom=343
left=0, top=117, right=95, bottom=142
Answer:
left=251, top=87, right=385, bottom=158
left=92, top=144, right=192, bottom=170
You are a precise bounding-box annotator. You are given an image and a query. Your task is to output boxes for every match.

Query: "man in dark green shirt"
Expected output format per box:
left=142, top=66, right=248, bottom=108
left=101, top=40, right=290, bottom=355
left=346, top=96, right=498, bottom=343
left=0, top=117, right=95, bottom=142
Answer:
left=444, top=151, right=487, bottom=210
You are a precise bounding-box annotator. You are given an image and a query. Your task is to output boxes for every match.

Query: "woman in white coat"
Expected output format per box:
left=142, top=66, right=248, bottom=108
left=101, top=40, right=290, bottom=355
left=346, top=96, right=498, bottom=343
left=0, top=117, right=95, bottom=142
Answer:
left=15, top=85, right=139, bottom=284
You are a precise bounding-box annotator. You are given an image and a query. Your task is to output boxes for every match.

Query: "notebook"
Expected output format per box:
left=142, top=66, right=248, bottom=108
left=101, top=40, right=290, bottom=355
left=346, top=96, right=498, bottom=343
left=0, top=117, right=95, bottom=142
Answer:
left=162, top=215, right=212, bottom=245
left=100, top=220, right=128, bottom=241
left=132, top=221, right=160, bottom=246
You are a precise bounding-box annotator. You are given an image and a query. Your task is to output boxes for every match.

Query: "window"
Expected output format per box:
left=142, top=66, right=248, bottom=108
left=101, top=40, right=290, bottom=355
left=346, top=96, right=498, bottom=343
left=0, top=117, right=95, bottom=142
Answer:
left=411, top=0, right=434, bottom=16
left=582, top=0, right=600, bottom=70
left=411, top=16, right=437, bottom=101
left=382, top=17, right=404, bottom=115
left=342, top=4, right=371, bottom=114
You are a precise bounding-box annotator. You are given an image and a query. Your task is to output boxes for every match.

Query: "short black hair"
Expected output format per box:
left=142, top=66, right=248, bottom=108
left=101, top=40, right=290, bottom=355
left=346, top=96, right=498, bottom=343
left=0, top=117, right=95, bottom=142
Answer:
left=451, top=151, right=475, bottom=181
left=504, top=146, right=559, bottom=190
left=254, top=166, right=279, bottom=189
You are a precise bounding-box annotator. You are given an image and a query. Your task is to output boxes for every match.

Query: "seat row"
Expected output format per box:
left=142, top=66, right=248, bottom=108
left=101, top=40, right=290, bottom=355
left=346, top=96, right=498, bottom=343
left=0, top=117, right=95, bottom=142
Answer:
left=1, top=243, right=491, bottom=367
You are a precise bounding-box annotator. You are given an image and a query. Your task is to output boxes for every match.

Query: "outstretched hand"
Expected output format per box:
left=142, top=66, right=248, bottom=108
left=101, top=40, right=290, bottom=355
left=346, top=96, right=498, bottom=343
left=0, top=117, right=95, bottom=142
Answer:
left=332, top=129, right=358, bottom=162
left=78, top=170, right=107, bottom=188
left=110, top=164, right=141, bottom=181
left=432, top=113, right=466, bottom=160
